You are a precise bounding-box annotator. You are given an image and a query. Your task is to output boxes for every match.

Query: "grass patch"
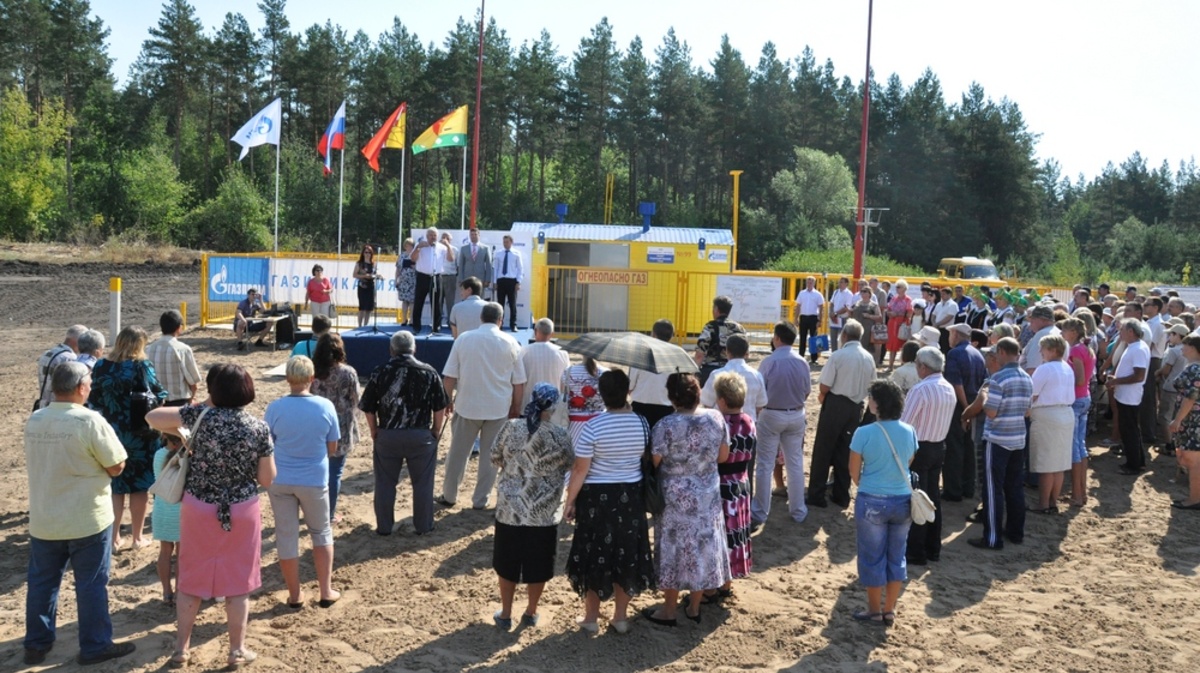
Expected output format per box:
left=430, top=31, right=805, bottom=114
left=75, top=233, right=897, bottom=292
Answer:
left=766, top=248, right=928, bottom=278
left=0, top=239, right=201, bottom=266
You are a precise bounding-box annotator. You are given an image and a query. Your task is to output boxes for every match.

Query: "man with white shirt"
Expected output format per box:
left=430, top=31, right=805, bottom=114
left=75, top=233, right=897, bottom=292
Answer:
left=828, top=277, right=855, bottom=354
left=1141, top=297, right=1166, bottom=447
left=933, top=287, right=960, bottom=351
left=1019, top=306, right=1060, bottom=374
left=630, top=319, right=677, bottom=429
left=437, top=231, right=459, bottom=330
left=902, top=347, right=957, bottom=565
left=700, top=335, right=767, bottom=420
left=1108, top=320, right=1150, bottom=475
left=411, top=227, right=454, bottom=333
left=493, top=235, right=523, bottom=331
left=457, top=228, right=493, bottom=296
left=794, top=276, right=825, bottom=365
left=519, top=318, right=570, bottom=408
left=439, top=302, right=527, bottom=508
left=449, top=277, right=488, bottom=338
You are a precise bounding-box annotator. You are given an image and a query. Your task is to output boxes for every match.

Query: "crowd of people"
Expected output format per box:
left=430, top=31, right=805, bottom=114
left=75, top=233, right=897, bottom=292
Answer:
left=24, top=267, right=1200, bottom=667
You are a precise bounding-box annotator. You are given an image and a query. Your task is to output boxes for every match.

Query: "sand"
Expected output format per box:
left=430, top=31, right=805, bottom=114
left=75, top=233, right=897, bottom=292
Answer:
left=1, top=259, right=1199, bottom=672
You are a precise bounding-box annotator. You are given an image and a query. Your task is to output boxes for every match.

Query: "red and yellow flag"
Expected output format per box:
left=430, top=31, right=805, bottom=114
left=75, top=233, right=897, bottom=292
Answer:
left=361, top=102, right=407, bottom=172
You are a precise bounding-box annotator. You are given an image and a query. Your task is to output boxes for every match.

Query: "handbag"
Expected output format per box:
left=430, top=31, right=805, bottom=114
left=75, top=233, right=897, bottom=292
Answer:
left=898, top=321, right=912, bottom=341
left=148, top=406, right=210, bottom=505
left=638, top=418, right=665, bottom=515
left=871, top=322, right=889, bottom=344
left=879, top=424, right=936, bottom=525
left=129, top=361, right=163, bottom=434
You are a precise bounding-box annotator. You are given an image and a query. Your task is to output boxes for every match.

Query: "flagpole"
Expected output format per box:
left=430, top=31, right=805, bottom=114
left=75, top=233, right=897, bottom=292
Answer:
left=400, top=111, right=410, bottom=253
left=469, top=0, right=485, bottom=230
left=337, top=144, right=345, bottom=257
left=460, top=143, right=467, bottom=230
left=274, top=141, right=281, bottom=254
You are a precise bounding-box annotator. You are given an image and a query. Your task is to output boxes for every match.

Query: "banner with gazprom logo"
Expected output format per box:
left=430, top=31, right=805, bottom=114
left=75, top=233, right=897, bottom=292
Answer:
left=208, top=257, right=271, bottom=302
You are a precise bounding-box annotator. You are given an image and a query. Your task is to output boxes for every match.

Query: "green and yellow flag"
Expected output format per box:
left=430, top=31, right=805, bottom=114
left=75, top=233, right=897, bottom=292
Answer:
left=411, top=105, right=468, bottom=155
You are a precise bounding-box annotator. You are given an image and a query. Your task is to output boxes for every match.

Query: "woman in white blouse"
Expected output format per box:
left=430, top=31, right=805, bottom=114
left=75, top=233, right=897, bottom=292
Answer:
left=1029, top=333, right=1076, bottom=513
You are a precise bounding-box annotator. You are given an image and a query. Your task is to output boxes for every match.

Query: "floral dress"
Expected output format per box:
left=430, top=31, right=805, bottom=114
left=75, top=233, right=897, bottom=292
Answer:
left=311, top=362, right=361, bottom=457
left=721, top=412, right=755, bottom=579
left=562, top=363, right=607, bottom=445
left=1173, top=362, right=1200, bottom=451
left=651, top=409, right=733, bottom=591
left=396, top=257, right=416, bottom=303
left=88, top=358, right=168, bottom=494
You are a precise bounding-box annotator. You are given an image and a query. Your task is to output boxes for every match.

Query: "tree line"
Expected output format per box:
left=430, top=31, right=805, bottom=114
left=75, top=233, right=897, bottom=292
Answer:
left=1, top=0, right=1197, bottom=281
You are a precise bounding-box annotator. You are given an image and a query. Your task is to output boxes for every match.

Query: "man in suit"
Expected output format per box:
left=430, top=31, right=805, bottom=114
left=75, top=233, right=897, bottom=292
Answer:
left=457, top=228, right=493, bottom=300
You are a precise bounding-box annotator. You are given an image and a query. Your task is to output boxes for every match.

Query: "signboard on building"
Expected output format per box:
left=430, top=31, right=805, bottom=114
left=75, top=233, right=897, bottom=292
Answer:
left=647, top=246, right=675, bottom=264
left=576, top=270, right=650, bottom=286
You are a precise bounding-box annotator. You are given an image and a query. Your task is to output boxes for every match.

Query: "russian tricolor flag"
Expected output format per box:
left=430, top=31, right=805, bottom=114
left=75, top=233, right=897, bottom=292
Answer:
left=317, top=100, right=346, bottom=175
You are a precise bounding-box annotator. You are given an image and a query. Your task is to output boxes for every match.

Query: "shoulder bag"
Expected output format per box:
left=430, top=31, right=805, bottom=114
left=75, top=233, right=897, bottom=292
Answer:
left=129, top=361, right=163, bottom=434
left=639, top=416, right=665, bottom=515
left=871, top=322, right=889, bottom=344
left=879, top=424, right=936, bottom=525
left=148, top=406, right=210, bottom=505
left=898, top=321, right=912, bottom=341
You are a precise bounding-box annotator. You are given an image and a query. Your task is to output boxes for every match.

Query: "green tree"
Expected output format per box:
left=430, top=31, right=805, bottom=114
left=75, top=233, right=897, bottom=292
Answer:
left=181, top=168, right=271, bottom=251
left=140, top=0, right=205, bottom=166
left=0, top=87, right=69, bottom=239
left=563, top=19, right=619, bottom=219
left=769, top=147, right=857, bottom=252
left=118, top=143, right=188, bottom=240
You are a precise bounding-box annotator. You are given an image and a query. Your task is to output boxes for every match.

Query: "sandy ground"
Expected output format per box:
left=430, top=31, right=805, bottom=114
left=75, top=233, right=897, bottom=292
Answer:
left=1, top=259, right=1199, bottom=672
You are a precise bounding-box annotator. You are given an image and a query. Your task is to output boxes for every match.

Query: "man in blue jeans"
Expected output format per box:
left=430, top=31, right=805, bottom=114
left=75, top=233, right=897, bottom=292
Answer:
left=23, top=361, right=136, bottom=666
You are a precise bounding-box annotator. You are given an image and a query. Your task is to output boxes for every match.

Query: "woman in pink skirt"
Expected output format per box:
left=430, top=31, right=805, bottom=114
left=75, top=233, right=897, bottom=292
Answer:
left=885, top=279, right=913, bottom=371
left=148, top=364, right=275, bottom=669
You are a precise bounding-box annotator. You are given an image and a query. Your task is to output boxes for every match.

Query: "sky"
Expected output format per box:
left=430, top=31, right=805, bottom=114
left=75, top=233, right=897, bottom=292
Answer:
left=92, top=0, right=1199, bottom=184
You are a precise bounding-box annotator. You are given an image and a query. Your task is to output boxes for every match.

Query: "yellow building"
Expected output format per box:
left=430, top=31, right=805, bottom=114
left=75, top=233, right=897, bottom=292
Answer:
left=512, top=222, right=735, bottom=335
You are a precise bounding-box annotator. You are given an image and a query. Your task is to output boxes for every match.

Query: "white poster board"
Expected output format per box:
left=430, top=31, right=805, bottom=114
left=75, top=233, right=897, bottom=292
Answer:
left=269, top=258, right=394, bottom=308
left=717, top=275, right=783, bottom=325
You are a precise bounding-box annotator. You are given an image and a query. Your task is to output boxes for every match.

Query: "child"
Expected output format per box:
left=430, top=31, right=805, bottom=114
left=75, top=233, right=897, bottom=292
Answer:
left=152, top=433, right=184, bottom=607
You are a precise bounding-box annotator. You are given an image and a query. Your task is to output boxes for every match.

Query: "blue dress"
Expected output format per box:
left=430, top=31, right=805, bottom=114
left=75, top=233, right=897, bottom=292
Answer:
left=151, top=448, right=181, bottom=542
left=88, top=358, right=168, bottom=494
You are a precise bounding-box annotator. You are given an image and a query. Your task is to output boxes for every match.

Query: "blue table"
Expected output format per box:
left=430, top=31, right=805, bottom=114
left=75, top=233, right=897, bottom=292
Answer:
left=341, top=325, right=454, bottom=377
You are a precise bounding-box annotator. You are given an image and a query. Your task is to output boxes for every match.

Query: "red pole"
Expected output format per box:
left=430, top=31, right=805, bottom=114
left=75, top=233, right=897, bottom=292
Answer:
left=852, top=0, right=874, bottom=279
left=469, top=0, right=485, bottom=230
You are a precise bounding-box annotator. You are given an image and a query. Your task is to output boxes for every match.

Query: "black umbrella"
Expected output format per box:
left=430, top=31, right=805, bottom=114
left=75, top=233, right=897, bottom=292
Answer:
left=562, top=332, right=699, bottom=374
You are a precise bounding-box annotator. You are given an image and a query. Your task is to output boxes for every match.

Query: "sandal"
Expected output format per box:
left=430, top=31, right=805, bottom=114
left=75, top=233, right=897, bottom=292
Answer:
left=640, top=607, right=677, bottom=627
left=168, top=651, right=190, bottom=668
left=227, top=648, right=257, bottom=668
left=684, top=604, right=701, bottom=624
left=882, top=611, right=895, bottom=627
left=852, top=610, right=884, bottom=624
left=163, top=593, right=176, bottom=608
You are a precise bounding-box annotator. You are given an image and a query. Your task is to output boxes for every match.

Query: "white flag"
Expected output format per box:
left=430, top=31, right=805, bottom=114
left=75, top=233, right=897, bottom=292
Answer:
left=231, top=98, right=282, bottom=161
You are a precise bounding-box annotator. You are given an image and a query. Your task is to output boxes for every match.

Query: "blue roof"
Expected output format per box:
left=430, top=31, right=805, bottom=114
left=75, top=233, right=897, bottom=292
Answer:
left=511, top=222, right=734, bottom=246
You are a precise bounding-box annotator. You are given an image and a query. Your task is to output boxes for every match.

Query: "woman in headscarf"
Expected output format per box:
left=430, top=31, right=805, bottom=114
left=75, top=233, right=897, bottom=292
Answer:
left=490, top=382, right=575, bottom=630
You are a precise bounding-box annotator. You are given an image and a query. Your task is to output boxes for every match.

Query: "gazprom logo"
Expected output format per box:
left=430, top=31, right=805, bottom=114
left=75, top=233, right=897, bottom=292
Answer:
left=210, top=265, right=258, bottom=297
left=254, top=115, right=272, bottom=136
left=208, top=257, right=269, bottom=301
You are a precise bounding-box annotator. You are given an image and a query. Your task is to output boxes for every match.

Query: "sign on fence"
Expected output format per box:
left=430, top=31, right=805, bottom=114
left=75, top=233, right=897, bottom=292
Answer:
left=576, top=270, right=650, bottom=286
left=207, top=257, right=270, bottom=302
left=717, top=275, right=782, bottom=324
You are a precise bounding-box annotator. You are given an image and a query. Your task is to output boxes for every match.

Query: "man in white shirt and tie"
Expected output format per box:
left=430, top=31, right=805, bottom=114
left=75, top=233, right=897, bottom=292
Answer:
left=411, top=227, right=454, bottom=333
left=493, top=235, right=523, bottom=331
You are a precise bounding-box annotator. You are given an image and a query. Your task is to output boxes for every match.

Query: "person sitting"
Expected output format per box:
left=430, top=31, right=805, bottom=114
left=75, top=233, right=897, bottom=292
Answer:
left=292, top=314, right=332, bottom=358
left=234, top=288, right=273, bottom=350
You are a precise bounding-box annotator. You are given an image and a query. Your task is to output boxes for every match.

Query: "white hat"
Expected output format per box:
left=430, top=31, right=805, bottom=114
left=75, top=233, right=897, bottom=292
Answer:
left=949, top=323, right=972, bottom=337
left=915, top=326, right=941, bottom=347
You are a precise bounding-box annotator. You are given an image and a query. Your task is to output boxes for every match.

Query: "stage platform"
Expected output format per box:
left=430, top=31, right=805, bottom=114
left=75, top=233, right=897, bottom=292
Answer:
left=341, top=324, right=535, bottom=377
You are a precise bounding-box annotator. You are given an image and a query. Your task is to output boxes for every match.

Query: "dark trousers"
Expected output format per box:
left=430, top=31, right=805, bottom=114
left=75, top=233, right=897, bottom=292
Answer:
left=942, top=401, right=975, bottom=499
left=981, top=442, right=1026, bottom=548
left=1140, top=357, right=1161, bottom=444
left=413, top=272, right=440, bottom=332
left=807, top=393, right=864, bottom=505
left=1118, top=401, right=1145, bottom=470
left=798, top=315, right=820, bottom=361
left=373, top=428, right=438, bottom=534
left=697, top=362, right=724, bottom=388
left=632, top=402, right=674, bottom=431
left=25, top=528, right=113, bottom=657
left=907, top=440, right=945, bottom=562
left=496, top=277, right=518, bottom=329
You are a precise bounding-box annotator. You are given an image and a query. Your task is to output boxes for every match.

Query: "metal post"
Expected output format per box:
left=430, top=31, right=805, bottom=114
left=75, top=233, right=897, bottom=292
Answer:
left=469, top=0, right=485, bottom=230
left=109, top=277, right=121, bottom=342
left=852, top=0, right=875, bottom=280
left=730, top=170, right=743, bottom=271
